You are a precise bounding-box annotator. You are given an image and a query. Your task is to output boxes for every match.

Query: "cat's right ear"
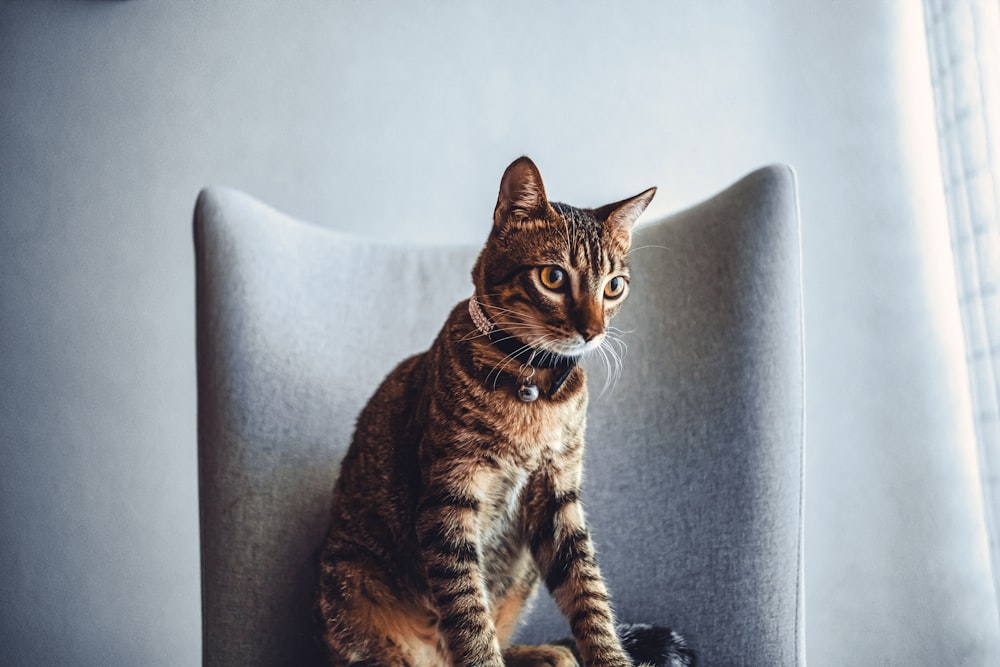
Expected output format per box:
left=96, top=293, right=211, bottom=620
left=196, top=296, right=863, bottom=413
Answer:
left=494, top=156, right=549, bottom=226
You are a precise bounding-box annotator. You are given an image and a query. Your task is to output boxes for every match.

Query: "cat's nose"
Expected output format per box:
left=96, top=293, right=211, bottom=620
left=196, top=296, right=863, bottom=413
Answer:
left=578, top=324, right=604, bottom=342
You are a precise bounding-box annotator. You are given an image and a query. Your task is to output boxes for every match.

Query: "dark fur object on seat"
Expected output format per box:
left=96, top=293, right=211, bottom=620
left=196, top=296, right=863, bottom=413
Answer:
left=554, top=623, right=697, bottom=667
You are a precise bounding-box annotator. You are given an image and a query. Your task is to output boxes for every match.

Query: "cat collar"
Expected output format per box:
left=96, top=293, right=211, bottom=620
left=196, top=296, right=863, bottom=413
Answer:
left=467, top=296, right=577, bottom=401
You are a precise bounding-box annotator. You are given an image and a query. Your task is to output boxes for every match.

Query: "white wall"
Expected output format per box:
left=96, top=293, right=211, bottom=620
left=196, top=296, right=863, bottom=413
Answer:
left=1, top=1, right=996, bottom=664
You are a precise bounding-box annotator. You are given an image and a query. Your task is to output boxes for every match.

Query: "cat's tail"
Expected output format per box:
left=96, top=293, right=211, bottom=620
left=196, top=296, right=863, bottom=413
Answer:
left=552, top=623, right=696, bottom=667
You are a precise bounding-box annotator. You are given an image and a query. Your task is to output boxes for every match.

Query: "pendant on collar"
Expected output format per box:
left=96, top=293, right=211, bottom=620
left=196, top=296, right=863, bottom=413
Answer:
left=517, top=383, right=540, bottom=402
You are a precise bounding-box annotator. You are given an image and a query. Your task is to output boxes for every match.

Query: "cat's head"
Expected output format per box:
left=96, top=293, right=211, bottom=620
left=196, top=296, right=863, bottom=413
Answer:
left=472, top=156, right=655, bottom=359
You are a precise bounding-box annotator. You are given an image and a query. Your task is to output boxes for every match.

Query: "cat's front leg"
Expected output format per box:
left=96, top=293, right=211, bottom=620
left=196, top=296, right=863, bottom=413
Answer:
left=416, top=472, right=504, bottom=667
left=530, top=483, right=632, bottom=667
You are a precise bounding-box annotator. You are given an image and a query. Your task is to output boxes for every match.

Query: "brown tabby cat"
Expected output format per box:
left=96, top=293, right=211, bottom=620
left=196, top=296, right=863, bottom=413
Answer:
left=317, top=157, right=667, bottom=667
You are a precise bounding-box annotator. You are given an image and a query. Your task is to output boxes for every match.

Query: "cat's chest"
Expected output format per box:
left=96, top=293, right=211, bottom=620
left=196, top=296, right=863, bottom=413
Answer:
left=492, top=391, right=586, bottom=456
left=480, top=468, right=530, bottom=544
left=479, top=468, right=532, bottom=587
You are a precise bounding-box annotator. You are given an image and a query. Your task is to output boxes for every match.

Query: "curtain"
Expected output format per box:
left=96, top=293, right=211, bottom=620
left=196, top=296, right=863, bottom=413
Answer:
left=923, top=0, right=1000, bottom=597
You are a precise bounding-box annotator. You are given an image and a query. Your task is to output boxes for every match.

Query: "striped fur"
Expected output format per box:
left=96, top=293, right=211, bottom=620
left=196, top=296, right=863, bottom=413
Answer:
left=317, top=157, right=655, bottom=666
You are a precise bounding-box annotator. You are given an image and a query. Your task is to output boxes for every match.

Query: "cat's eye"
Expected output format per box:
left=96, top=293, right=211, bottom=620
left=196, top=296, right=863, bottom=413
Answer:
left=539, top=266, right=567, bottom=290
left=604, top=276, right=627, bottom=299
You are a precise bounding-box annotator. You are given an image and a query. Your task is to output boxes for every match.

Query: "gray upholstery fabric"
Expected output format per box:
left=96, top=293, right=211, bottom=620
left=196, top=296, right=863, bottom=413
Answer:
left=194, top=165, right=805, bottom=666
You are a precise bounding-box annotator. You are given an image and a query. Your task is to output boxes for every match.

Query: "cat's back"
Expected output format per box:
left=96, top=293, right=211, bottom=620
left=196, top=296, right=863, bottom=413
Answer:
left=352, top=351, right=427, bottom=452
left=326, top=351, right=429, bottom=545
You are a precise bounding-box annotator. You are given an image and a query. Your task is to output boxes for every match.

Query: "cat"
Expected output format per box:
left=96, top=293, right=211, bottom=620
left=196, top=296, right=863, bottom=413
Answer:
left=316, top=156, right=695, bottom=667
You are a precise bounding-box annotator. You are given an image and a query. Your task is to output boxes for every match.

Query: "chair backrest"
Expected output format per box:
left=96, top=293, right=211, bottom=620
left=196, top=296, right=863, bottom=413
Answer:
left=194, top=165, right=805, bottom=666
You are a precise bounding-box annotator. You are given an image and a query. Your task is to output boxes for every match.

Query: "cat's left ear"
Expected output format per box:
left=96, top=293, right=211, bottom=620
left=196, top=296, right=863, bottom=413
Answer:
left=495, top=156, right=550, bottom=226
left=595, top=187, right=657, bottom=237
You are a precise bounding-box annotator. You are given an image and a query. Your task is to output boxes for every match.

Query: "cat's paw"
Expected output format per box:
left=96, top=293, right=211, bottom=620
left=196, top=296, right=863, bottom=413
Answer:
left=617, top=623, right=696, bottom=667
left=503, top=643, right=579, bottom=667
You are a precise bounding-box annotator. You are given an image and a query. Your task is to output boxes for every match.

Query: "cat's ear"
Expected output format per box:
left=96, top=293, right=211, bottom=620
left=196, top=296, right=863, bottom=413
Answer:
left=495, top=156, right=549, bottom=225
left=596, top=187, right=657, bottom=236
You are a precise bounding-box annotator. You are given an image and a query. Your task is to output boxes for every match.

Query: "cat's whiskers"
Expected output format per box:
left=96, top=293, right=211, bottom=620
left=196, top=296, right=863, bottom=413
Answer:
left=560, top=216, right=574, bottom=255
left=459, top=296, right=540, bottom=343
left=599, top=345, right=619, bottom=399
left=467, top=295, right=582, bottom=353
left=464, top=295, right=630, bottom=398
left=458, top=307, right=533, bottom=345
left=591, top=344, right=613, bottom=399
left=481, top=323, right=600, bottom=384
left=628, top=243, right=673, bottom=255
left=484, top=335, right=535, bottom=389
left=468, top=308, right=568, bottom=386
left=488, top=316, right=562, bottom=348
left=485, top=333, right=562, bottom=391
left=628, top=222, right=671, bottom=256
left=578, top=328, right=628, bottom=399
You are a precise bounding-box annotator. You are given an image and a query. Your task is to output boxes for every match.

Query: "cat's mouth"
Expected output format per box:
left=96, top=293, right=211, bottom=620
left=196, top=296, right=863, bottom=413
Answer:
left=535, top=334, right=605, bottom=359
